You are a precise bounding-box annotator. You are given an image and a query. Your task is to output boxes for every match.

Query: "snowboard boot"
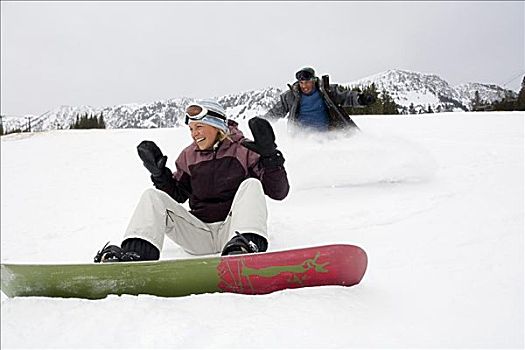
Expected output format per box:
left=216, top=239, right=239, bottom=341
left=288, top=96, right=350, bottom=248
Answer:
left=94, top=238, right=160, bottom=263
left=121, top=238, right=160, bottom=261
left=221, top=232, right=268, bottom=256
left=93, top=242, right=141, bottom=263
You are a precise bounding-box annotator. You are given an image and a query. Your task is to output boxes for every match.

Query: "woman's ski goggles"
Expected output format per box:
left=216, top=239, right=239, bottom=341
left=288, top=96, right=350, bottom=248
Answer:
left=185, top=104, right=226, bottom=125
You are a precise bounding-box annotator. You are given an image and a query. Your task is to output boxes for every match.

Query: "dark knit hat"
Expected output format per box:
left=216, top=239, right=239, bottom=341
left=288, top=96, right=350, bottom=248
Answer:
left=295, top=67, right=316, bottom=81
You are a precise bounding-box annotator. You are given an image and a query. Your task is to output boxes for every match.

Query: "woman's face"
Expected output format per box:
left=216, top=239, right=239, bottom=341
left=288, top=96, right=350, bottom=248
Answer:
left=189, top=121, right=220, bottom=150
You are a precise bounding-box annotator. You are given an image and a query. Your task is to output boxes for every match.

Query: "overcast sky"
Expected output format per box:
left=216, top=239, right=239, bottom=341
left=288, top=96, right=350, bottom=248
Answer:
left=1, top=1, right=523, bottom=116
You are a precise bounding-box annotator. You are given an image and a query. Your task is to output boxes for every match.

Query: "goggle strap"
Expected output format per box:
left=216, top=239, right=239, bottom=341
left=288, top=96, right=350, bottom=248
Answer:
left=206, top=110, right=226, bottom=120
left=185, top=108, right=226, bottom=125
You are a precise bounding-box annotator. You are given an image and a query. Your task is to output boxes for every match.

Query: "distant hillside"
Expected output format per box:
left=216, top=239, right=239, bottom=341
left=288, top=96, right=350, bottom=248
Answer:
left=347, top=69, right=517, bottom=114
left=1, top=69, right=517, bottom=132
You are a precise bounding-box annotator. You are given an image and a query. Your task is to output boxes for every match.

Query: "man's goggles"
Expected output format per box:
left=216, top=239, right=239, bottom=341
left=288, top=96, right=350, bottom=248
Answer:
left=296, top=70, right=315, bottom=81
left=185, top=104, right=226, bottom=125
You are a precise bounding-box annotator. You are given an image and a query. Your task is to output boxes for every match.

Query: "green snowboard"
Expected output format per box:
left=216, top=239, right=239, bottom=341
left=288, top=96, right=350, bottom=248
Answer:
left=1, top=244, right=367, bottom=299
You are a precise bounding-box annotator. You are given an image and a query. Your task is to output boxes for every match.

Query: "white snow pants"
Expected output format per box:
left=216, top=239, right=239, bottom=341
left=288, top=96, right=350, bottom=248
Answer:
left=122, top=178, right=268, bottom=255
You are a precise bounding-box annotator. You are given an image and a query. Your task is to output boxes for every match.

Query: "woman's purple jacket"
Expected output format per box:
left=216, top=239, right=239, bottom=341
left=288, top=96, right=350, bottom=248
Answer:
left=155, top=120, right=290, bottom=223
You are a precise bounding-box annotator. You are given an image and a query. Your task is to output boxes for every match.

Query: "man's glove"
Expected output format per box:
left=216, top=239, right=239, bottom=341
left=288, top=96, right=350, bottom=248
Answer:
left=137, top=141, right=170, bottom=179
left=358, top=93, right=376, bottom=106
left=241, top=117, right=284, bottom=167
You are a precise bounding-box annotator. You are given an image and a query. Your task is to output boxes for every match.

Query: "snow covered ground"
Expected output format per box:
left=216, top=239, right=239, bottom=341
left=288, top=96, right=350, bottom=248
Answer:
left=1, top=111, right=523, bottom=348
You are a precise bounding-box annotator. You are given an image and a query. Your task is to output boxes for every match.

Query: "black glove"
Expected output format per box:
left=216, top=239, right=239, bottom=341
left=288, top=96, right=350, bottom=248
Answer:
left=137, top=140, right=168, bottom=178
left=241, top=117, right=284, bottom=167
left=358, top=93, right=376, bottom=106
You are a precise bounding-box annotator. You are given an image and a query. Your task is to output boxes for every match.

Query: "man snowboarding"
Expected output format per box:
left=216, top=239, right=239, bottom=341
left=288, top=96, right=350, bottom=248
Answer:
left=263, top=67, right=375, bottom=132
left=94, top=99, right=289, bottom=263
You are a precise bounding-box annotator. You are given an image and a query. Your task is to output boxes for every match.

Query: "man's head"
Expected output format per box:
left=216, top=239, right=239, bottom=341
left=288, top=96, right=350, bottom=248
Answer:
left=295, top=67, right=317, bottom=95
left=185, top=99, right=228, bottom=150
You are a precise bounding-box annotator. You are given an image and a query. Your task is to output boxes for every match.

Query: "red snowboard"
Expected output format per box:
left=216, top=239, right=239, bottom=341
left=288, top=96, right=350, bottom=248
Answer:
left=1, top=244, right=367, bottom=299
left=217, top=244, right=367, bottom=294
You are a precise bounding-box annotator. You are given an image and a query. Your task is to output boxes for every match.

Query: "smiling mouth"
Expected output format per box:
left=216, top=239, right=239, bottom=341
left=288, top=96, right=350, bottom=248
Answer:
left=195, top=137, right=206, bottom=144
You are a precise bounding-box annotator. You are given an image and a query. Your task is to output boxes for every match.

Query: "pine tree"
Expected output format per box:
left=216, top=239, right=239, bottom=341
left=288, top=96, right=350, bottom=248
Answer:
left=427, top=104, right=434, bottom=114
left=80, top=113, right=88, bottom=128
left=516, top=75, right=525, bottom=111
left=88, top=114, right=93, bottom=129
left=409, top=103, right=416, bottom=114
left=71, top=114, right=80, bottom=129
left=472, top=91, right=482, bottom=111
left=364, top=83, right=381, bottom=114
left=381, top=90, right=400, bottom=115
left=98, top=112, right=106, bottom=129
left=490, top=90, right=518, bottom=111
left=69, top=112, right=107, bottom=129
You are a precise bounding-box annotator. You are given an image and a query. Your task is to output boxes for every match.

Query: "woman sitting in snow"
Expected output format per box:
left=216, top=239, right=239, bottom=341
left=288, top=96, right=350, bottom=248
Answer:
left=94, top=99, right=289, bottom=262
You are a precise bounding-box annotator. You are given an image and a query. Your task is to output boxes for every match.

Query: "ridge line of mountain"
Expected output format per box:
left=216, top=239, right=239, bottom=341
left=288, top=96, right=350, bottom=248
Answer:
left=2, top=69, right=517, bottom=131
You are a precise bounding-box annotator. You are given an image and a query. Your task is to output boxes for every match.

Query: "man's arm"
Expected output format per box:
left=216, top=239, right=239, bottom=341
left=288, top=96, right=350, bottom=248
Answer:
left=329, top=84, right=375, bottom=107
left=263, top=92, right=292, bottom=120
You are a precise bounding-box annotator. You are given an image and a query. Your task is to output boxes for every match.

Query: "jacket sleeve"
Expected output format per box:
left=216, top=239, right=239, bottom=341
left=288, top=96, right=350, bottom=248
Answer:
left=153, top=154, right=191, bottom=203
left=248, top=151, right=290, bottom=201
left=259, top=165, right=290, bottom=200
left=263, top=92, right=291, bottom=120
left=329, top=84, right=361, bottom=107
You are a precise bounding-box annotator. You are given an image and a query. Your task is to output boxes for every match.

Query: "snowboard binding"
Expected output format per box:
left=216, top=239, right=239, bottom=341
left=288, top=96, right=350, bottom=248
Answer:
left=221, top=232, right=262, bottom=256
left=94, top=242, right=141, bottom=263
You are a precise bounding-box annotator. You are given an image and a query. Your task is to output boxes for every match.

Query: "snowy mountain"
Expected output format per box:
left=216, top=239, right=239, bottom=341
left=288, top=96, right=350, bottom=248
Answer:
left=1, top=70, right=517, bottom=132
left=1, top=105, right=101, bottom=133
left=1, top=112, right=523, bottom=348
left=217, top=87, right=283, bottom=120
left=347, top=69, right=517, bottom=114
left=100, top=98, right=195, bottom=129
left=455, top=82, right=517, bottom=108
left=1, top=90, right=284, bottom=132
left=5, top=99, right=194, bottom=132
left=39, top=105, right=101, bottom=130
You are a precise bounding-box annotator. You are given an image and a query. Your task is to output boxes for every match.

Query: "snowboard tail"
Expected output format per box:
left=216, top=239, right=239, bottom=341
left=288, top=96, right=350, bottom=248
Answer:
left=1, top=244, right=367, bottom=299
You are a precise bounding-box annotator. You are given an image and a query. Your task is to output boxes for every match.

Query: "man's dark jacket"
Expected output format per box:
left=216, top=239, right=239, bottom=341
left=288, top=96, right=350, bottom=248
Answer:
left=263, top=78, right=361, bottom=130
